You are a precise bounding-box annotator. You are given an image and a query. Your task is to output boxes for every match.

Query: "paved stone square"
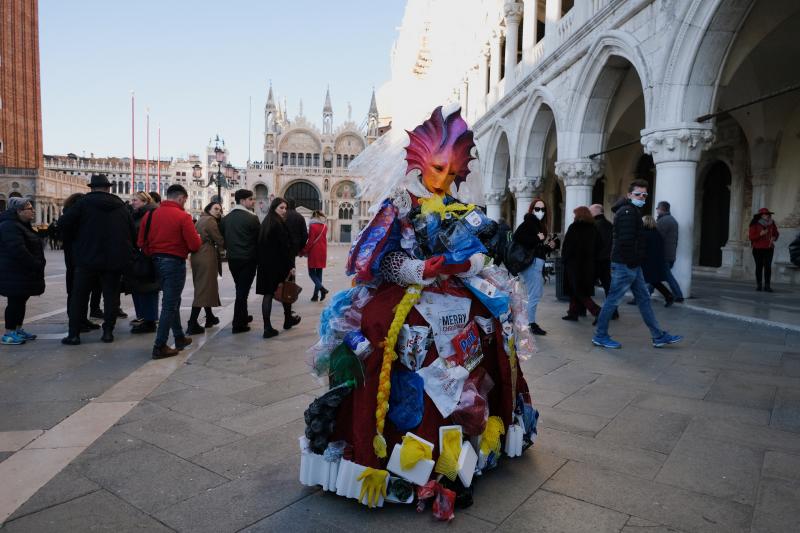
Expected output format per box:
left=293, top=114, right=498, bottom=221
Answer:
left=1, top=247, right=799, bottom=532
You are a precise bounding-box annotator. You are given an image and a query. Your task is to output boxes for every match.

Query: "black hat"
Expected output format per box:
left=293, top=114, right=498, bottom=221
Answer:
left=89, top=173, right=111, bottom=188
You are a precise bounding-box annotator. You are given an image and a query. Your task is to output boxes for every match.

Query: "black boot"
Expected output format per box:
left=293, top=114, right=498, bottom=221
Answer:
left=530, top=323, right=547, bottom=335
left=283, top=314, right=301, bottom=330
left=101, top=327, right=114, bottom=343
left=320, top=287, right=329, bottom=301
left=186, top=321, right=205, bottom=335
left=61, top=334, right=81, bottom=345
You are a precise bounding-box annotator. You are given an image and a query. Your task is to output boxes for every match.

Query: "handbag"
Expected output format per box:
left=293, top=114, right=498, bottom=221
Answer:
left=130, top=210, right=156, bottom=281
left=274, top=274, right=302, bottom=304
left=504, top=232, right=536, bottom=276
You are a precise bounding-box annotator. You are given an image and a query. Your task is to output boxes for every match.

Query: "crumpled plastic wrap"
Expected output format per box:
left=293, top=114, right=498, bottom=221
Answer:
left=509, top=278, right=536, bottom=361
left=308, top=286, right=374, bottom=377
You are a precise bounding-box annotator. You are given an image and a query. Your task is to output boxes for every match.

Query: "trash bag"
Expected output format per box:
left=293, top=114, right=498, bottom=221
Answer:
left=303, top=383, right=354, bottom=454
left=451, top=368, right=494, bottom=436
left=328, top=344, right=365, bottom=388
left=388, top=369, right=425, bottom=432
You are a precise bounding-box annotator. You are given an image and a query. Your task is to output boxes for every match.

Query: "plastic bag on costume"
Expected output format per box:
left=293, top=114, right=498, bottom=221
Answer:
left=416, top=358, right=469, bottom=418
left=416, top=480, right=455, bottom=521
left=439, top=220, right=487, bottom=264
left=451, top=368, right=494, bottom=436
left=462, top=276, right=510, bottom=318
left=510, top=278, right=536, bottom=360
left=387, top=369, right=425, bottom=432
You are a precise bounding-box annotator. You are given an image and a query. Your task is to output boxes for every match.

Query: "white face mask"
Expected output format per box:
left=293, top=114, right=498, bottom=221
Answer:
left=533, top=211, right=545, bottom=220
left=631, top=199, right=646, bottom=208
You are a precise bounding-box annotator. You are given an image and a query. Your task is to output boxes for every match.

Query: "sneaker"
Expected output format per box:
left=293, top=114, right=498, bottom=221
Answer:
left=130, top=318, right=144, bottom=326
left=561, top=315, right=579, bottom=321
left=652, top=332, right=683, bottom=348
left=1, top=332, right=26, bottom=345
left=15, top=328, right=37, bottom=341
left=592, top=335, right=622, bottom=349
left=116, top=308, right=128, bottom=318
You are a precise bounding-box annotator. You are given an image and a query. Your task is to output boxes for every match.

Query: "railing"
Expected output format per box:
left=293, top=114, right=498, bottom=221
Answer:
left=530, top=40, right=545, bottom=67
left=278, top=165, right=352, bottom=176
left=557, top=9, right=576, bottom=46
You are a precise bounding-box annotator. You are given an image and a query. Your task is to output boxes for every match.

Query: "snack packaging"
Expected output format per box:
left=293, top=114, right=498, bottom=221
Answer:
left=396, top=324, right=431, bottom=371
left=450, top=321, right=484, bottom=372
left=343, top=330, right=372, bottom=359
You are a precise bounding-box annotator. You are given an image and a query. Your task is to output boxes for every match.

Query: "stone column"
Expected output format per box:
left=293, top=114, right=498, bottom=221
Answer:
left=642, top=123, right=714, bottom=298
left=720, top=165, right=746, bottom=276
left=489, top=31, right=501, bottom=88
left=509, top=176, right=541, bottom=228
left=521, top=0, right=537, bottom=57
left=555, top=158, right=604, bottom=231
left=477, top=42, right=490, bottom=104
left=503, top=2, right=523, bottom=84
left=545, top=0, right=562, bottom=40
left=483, top=189, right=505, bottom=222
left=751, top=170, right=772, bottom=213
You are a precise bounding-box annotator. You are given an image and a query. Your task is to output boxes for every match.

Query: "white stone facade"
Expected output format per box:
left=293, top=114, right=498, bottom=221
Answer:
left=243, top=85, right=380, bottom=242
left=420, top=0, right=800, bottom=294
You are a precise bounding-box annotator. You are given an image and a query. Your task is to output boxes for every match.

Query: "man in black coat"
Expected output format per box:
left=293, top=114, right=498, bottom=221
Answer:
left=221, top=189, right=261, bottom=333
left=592, top=179, right=682, bottom=350
left=589, top=204, right=613, bottom=295
left=58, top=174, right=136, bottom=345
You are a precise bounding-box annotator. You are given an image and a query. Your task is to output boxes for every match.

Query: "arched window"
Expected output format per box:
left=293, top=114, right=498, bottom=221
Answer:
left=306, top=153, right=312, bottom=166
left=338, top=202, right=354, bottom=220
left=282, top=152, right=288, bottom=166
left=290, top=153, right=297, bottom=166
left=336, top=154, right=342, bottom=167
left=314, top=154, right=320, bottom=167
left=284, top=181, right=321, bottom=210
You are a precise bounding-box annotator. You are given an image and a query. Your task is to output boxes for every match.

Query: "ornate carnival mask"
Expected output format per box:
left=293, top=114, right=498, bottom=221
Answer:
left=405, top=106, right=476, bottom=196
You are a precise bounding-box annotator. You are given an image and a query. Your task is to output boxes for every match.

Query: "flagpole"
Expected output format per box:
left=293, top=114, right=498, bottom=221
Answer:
left=130, top=91, right=135, bottom=194
left=146, top=108, right=150, bottom=194
left=157, top=124, right=161, bottom=193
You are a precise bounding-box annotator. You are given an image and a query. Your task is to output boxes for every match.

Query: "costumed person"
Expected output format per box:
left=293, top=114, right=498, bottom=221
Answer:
left=299, top=106, right=539, bottom=518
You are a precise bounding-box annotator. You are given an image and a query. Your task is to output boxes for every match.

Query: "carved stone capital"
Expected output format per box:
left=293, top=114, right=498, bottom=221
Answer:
left=503, top=2, right=523, bottom=24
left=484, top=189, right=505, bottom=205
left=641, top=123, right=715, bottom=164
left=555, top=158, right=604, bottom=187
left=508, top=176, right=541, bottom=197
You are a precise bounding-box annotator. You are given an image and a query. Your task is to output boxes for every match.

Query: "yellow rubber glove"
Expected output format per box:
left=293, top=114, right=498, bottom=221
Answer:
left=357, top=467, right=388, bottom=508
left=481, top=416, right=505, bottom=456
left=434, top=428, right=462, bottom=481
left=400, top=435, right=433, bottom=470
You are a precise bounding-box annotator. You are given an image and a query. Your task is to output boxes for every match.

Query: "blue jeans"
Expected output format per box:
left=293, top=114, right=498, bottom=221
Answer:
left=308, top=268, right=324, bottom=296
left=520, top=257, right=545, bottom=324
left=153, top=256, right=186, bottom=347
left=132, top=290, right=159, bottom=321
left=595, top=262, right=663, bottom=339
left=664, top=261, right=684, bottom=299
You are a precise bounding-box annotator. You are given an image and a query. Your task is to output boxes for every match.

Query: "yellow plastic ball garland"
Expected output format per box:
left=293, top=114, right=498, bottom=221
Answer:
left=373, top=284, right=423, bottom=459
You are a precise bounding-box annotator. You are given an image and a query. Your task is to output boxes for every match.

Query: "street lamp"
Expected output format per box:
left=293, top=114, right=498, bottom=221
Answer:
left=205, top=137, right=230, bottom=203
left=192, top=164, right=202, bottom=184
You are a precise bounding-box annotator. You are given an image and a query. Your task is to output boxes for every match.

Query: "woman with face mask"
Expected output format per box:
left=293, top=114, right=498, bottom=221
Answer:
left=187, top=202, right=225, bottom=333
left=513, top=198, right=557, bottom=335
left=748, top=208, right=780, bottom=292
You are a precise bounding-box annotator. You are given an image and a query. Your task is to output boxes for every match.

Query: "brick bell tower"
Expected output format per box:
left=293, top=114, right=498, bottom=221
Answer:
left=0, top=0, right=43, bottom=206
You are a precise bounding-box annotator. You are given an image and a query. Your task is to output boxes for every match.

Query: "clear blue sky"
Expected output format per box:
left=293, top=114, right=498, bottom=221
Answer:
left=40, top=0, right=406, bottom=166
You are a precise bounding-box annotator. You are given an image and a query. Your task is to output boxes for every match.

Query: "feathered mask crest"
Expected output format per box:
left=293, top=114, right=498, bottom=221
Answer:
left=405, top=106, right=476, bottom=191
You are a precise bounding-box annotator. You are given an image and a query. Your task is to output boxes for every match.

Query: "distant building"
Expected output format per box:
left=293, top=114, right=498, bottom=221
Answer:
left=244, top=85, right=381, bottom=242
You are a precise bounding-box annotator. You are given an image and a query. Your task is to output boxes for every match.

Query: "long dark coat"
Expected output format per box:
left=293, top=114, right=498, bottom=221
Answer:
left=191, top=213, right=225, bottom=307
left=561, top=220, right=600, bottom=298
left=256, top=215, right=294, bottom=295
left=642, top=228, right=667, bottom=285
left=0, top=209, right=46, bottom=297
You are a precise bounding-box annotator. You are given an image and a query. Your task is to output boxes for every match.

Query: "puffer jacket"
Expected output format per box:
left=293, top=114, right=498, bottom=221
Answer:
left=0, top=209, right=46, bottom=297
left=610, top=198, right=646, bottom=268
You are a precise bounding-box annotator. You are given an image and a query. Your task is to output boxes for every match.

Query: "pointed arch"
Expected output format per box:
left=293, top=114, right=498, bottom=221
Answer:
left=515, top=86, right=562, bottom=180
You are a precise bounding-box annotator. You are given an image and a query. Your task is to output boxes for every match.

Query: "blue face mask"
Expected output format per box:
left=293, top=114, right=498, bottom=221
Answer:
left=631, top=198, right=646, bottom=208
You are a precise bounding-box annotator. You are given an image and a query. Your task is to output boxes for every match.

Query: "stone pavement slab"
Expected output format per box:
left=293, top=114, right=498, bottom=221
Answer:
left=3, top=247, right=800, bottom=530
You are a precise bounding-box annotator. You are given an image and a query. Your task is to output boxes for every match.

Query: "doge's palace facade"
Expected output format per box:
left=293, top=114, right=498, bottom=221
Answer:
left=422, top=0, right=800, bottom=296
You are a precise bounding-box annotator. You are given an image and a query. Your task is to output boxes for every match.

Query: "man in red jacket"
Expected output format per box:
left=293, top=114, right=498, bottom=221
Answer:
left=139, top=184, right=201, bottom=358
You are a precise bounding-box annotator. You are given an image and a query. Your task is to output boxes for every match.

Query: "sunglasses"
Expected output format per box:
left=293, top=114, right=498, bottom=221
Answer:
left=533, top=207, right=546, bottom=213
left=631, top=191, right=648, bottom=198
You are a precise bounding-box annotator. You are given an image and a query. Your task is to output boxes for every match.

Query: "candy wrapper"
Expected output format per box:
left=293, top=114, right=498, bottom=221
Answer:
left=396, top=325, right=431, bottom=371
left=450, top=321, right=484, bottom=372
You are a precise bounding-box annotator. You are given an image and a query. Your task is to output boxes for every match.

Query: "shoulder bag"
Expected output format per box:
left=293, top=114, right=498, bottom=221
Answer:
left=274, top=274, right=302, bottom=304
left=130, top=210, right=156, bottom=281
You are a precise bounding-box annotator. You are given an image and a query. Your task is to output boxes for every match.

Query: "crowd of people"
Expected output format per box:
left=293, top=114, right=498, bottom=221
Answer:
left=0, top=175, right=329, bottom=351
left=0, top=173, right=795, bottom=349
